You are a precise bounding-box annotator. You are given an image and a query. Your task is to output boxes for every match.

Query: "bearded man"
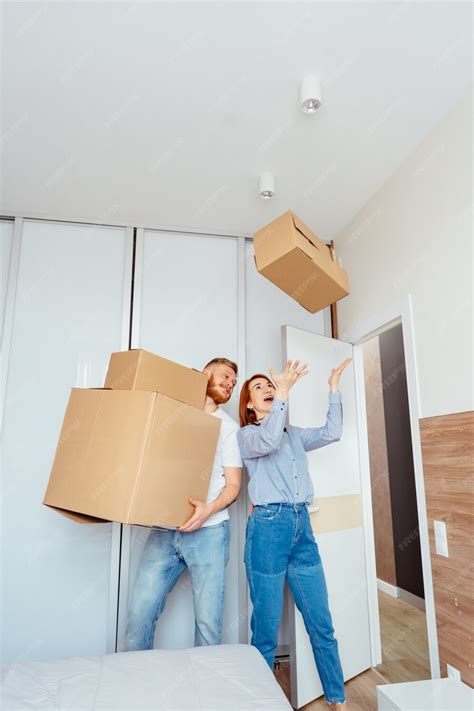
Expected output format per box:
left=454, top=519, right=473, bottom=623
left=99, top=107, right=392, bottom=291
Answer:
left=123, top=357, right=242, bottom=650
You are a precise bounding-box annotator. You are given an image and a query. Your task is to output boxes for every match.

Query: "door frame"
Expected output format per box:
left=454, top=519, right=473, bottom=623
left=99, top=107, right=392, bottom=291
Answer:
left=344, top=292, right=440, bottom=678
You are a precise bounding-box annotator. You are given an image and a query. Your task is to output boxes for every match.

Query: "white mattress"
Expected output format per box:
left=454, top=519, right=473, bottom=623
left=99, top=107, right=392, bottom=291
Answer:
left=1, top=643, right=292, bottom=710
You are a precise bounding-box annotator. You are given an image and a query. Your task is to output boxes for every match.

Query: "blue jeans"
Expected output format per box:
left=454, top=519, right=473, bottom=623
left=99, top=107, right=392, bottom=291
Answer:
left=123, top=521, right=229, bottom=650
left=244, top=503, right=346, bottom=705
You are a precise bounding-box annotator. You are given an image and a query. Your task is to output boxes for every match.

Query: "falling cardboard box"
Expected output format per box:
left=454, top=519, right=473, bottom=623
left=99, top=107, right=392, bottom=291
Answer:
left=104, top=348, right=208, bottom=410
left=253, top=210, right=350, bottom=314
left=43, top=389, right=220, bottom=527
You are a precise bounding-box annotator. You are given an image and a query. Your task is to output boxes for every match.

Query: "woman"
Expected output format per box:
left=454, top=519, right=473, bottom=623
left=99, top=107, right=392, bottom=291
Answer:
left=237, top=358, right=352, bottom=710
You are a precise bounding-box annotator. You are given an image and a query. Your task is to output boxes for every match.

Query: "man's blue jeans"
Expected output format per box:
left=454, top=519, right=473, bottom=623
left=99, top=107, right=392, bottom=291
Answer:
left=244, top=503, right=346, bottom=705
left=124, top=521, right=229, bottom=650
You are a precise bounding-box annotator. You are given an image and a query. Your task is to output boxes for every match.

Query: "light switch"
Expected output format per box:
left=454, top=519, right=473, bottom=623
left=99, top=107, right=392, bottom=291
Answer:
left=433, top=520, right=449, bottom=557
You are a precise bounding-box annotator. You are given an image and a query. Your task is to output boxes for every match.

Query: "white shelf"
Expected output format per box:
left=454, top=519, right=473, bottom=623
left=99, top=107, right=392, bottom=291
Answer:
left=377, top=678, right=473, bottom=710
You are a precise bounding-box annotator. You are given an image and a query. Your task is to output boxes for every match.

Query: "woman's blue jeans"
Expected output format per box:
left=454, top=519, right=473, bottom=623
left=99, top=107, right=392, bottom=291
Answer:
left=244, top=503, right=346, bottom=705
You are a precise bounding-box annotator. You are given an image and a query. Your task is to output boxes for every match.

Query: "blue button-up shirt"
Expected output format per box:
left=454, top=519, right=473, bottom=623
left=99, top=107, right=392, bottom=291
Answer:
left=236, top=392, right=343, bottom=505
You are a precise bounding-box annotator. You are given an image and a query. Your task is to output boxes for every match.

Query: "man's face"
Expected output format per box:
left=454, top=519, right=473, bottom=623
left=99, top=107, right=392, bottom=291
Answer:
left=205, top=364, right=237, bottom=405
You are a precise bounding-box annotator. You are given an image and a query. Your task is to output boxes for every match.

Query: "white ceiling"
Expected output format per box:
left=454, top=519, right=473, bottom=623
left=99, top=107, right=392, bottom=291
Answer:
left=1, top=1, right=472, bottom=239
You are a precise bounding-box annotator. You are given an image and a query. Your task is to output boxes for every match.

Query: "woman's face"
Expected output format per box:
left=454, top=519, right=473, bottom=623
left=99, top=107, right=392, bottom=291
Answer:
left=247, top=377, right=276, bottom=418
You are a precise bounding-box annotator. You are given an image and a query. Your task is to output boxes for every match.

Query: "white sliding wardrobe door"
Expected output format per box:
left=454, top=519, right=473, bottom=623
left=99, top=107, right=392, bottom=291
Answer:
left=119, top=229, right=240, bottom=649
left=1, top=219, right=130, bottom=664
left=245, top=240, right=330, bottom=653
left=283, top=326, right=372, bottom=708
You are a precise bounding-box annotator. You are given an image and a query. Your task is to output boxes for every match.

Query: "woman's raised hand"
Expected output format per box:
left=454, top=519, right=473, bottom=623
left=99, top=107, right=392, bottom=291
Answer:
left=269, top=360, right=309, bottom=400
left=328, top=357, right=352, bottom=392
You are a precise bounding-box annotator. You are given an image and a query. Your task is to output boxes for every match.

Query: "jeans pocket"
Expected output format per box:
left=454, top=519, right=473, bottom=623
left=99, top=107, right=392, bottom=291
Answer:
left=253, top=503, right=283, bottom=520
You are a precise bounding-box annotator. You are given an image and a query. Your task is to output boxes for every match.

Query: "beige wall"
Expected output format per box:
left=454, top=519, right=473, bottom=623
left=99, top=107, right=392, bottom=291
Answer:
left=335, top=90, right=472, bottom=420
left=363, top=336, right=397, bottom=586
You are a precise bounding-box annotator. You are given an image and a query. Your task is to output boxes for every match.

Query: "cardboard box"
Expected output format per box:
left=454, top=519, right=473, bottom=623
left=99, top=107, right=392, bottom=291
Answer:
left=104, top=349, right=208, bottom=410
left=253, top=210, right=350, bottom=314
left=43, top=388, right=221, bottom=527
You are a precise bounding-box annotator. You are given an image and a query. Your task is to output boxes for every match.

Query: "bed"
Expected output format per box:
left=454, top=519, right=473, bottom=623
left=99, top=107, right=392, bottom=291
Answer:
left=1, top=643, right=292, bottom=710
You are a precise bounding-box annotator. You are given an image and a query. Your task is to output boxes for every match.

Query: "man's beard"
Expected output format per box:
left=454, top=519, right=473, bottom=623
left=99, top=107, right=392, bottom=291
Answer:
left=207, top=379, right=231, bottom=405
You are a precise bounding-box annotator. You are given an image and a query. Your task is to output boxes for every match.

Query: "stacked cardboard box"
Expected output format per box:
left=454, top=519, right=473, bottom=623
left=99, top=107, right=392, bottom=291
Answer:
left=253, top=210, right=350, bottom=314
left=43, top=350, right=220, bottom=527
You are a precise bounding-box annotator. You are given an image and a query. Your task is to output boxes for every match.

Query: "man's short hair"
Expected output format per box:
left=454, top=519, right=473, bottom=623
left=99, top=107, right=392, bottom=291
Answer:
left=203, top=357, right=238, bottom=376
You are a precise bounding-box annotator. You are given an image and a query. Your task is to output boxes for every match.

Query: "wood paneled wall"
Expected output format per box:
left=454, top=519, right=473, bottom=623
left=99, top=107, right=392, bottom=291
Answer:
left=420, top=410, right=474, bottom=686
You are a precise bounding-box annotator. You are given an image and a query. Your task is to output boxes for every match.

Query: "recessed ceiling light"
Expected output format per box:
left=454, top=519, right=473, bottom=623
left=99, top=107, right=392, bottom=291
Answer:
left=300, top=75, right=322, bottom=114
left=259, top=171, right=275, bottom=199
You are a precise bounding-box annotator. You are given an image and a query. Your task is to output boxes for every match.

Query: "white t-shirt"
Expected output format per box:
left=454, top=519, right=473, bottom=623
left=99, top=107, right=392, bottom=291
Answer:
left=202, top=406, right=242, bottom=527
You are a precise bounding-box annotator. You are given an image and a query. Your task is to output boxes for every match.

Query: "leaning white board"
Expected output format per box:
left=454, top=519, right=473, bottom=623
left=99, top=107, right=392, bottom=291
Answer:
left=282, top=325, right=372, bottom=709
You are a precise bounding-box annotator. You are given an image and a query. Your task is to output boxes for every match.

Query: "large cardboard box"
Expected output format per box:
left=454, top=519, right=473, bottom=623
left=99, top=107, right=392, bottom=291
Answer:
left=43, top=388, right=221, bottom=527
left=253, top=210, right=350, bottom=314
left=104, top=349, right=208, bottom=410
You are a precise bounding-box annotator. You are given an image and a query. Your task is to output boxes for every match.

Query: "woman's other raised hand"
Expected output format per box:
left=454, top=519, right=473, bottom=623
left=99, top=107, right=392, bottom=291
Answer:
left=328, top=357, right=352, bottom=393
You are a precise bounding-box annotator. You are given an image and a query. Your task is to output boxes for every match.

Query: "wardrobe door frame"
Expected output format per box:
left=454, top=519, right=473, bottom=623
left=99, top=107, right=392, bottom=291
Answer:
left=106, top=225, right=135, bottom=652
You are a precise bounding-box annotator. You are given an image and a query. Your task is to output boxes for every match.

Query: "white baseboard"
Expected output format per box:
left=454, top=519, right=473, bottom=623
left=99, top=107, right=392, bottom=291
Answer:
left=377, top=578, right=400, bottom=598
left=377, top=579, right=426, bottom=610
left=398, top=587, right=426, bottom=611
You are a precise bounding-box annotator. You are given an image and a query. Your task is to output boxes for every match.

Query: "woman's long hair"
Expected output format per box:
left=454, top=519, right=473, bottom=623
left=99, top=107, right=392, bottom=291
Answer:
left=239, top=373, right=273, bottom=427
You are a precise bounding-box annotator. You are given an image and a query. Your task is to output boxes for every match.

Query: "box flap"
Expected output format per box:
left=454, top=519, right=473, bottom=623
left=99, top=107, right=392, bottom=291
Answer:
left=290, top=213, right=333, bottom=263
left=43, top=504, right=110, bottom=524
left=291, top=214, right=321, bottom=250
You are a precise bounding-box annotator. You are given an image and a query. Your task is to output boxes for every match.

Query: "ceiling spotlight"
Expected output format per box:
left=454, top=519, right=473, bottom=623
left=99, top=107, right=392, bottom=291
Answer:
left=259, top=171, right=275, bottom=199
left=300, top=75, right=322, bottom=114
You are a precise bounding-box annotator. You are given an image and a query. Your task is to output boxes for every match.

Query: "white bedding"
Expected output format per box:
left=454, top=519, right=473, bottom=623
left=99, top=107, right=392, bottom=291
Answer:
left=1, top=643, right=292, bottom=710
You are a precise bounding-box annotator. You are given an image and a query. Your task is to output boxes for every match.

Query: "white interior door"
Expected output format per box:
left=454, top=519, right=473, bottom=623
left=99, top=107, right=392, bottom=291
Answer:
left=283, top=325, right=373, bottom=708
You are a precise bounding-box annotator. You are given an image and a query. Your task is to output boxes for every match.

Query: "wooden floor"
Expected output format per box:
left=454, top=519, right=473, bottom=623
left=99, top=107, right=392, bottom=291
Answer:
left=375, top=590, right=430, bottom=685
left=274, top=590, right=430, bottom=709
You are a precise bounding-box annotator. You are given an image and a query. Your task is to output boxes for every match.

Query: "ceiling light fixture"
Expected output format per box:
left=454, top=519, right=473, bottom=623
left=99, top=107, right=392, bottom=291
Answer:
left=300, top=75, right=322, bottom=114
left=259, top=171, right=275, bottom=199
